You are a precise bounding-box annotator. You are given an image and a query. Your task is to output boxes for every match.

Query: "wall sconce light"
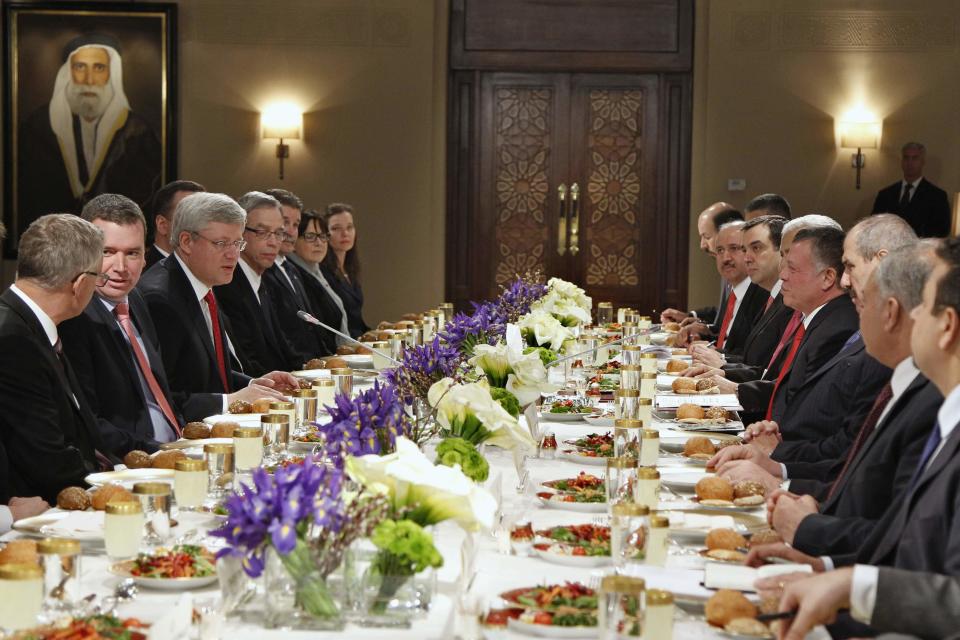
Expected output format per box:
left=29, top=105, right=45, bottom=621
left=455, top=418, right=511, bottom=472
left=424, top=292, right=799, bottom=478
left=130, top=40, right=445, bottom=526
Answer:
left=262, top=102, right=301, bottom=180
left=839, top=120, right=881, bottom=190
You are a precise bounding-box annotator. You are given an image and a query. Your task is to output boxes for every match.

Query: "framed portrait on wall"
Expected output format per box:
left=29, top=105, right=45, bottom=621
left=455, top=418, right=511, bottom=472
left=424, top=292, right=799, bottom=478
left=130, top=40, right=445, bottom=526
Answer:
left=2, top=1, right=176, bottom=252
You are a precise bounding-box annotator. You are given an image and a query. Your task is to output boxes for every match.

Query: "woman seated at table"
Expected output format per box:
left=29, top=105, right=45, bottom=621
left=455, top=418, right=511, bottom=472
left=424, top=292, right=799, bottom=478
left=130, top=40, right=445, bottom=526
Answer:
left=287, top=210, right=349, bottom=354
left=322, top=203, right=370, bottom=338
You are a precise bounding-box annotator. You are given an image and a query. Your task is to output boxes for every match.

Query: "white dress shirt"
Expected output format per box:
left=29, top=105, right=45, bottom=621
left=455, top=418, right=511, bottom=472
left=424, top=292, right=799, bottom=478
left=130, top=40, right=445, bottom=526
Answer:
left=900, top=177, right=923, bottom=203
left=874, top=357, right=920, bottom=429
left=721, top=277, right=752, bottom=341
left=10, top=284, right=58, bottom=347
left=802, top=300, right=829, bottom=330
left=848, top=381, right=960, bottom=617
left=769, top=280, right=782, bottom=299
left=274, top=255, right=296, bottom=291
left=237, top=258, right=263, bottom=305
left=153, top=244, right=170, bottom=259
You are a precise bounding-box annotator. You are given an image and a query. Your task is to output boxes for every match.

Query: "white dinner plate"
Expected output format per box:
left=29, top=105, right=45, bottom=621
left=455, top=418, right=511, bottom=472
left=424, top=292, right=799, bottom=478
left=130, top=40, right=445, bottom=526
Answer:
left=539, top=410, right=589, bottom=422
left=582, top=413, right=615, bottom=429
left=339, top=353, right=374, bottom=369
left=507, top=618, right=596, bottom=638
left=12, top=509, right=103, bottom=542
left=556, top=450, right=607, bottom=466
left=160, top=437, right=232, bottom=451
left=659, top=432, right=740, bottom=453
left=659, top=470, right=711, bottom=492
left=536, top=496, right=606, bottom=513
left=202, top=413, right=264, bottom=427
left=531, top=546, right=610, bottom=568
left=85, top=468, right=175, bottom=487
left=110, top=561, right=218, bottom=590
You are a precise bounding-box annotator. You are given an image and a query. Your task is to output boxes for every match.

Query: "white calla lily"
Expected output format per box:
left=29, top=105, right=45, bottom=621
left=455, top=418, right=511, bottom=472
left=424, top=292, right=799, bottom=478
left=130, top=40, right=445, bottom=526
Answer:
left=427, top=377, right=536, bottom=450
left=346, top=437, right=496, bottom=531
left=506, top=347, right=559, bottom=406
left=517, top=310, right=573, bottom=351
left=469, top=343, right=512, bottom=387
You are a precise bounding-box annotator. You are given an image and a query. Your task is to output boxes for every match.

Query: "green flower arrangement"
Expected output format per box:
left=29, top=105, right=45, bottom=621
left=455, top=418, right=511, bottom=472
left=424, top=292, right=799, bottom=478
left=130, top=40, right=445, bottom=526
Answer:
left=489, top=387, right=521, bottom=418
left=367, top=517, right=444, bottom=614
left=435, top=437, right=490, bottom=482
left=523, top=346, right=558, bottom=367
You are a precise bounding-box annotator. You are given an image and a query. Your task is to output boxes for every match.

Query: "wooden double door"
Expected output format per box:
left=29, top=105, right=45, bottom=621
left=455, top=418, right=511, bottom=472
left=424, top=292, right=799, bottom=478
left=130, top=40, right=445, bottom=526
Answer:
left=447, top=71, right=691, bottom=314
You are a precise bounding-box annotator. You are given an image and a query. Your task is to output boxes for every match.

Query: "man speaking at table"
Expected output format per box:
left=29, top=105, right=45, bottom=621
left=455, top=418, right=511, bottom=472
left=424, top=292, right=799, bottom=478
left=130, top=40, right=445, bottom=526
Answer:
left=137, top=192, right=298, bottom=412
left=0, top=214, right=112, bottom=502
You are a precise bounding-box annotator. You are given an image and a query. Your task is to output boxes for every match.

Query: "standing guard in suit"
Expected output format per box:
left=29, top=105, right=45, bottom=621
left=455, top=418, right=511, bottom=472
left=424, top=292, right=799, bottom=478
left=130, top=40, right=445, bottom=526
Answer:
left=871, top=141, right=951, bottom=238
left=215, top=192, right=300, bottom=377
left=136, top=192, right=297, bottom=415
left=0, top=214, right=114, bottom=502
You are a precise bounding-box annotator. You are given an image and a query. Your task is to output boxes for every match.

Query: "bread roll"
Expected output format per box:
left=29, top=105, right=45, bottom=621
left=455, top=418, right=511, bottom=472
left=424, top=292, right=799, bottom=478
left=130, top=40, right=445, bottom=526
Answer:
left=705, top=528, right=747, bottom=551
left=91, top=484, right=134, bottom=510
left=0, top=540, right=38, bottom=566
left=672, top=377, right=697, bottom=393
left=695, top=476, right=734, bottom=502
left=724, top=617, right=769, bottom=636
left=705, top=406, right=729, bottom=421
left=210, top=421, right=240, bottom=438
left=228, top=400, right=253, bottom=414
left=123, top=449, right=153, bottom=468
left=683, top=436, right=717, bottom=457
left=665, top=359, right=688, bottom=373
left=151, top=450, right=186, bottom=469
left=182, top=422, right=211, bottom=440
left=676, top=403, right=705, bottom=420
left=733, top=480, right=766, bottom=499
left=749, top=529, right=783, bottom=548
left=696, top=378, right=717, bottom=392
left=305, top=358, right=326, bottom=369
left=705, top=590, right=757, bottom=627
left=336, top=345, right=356, bottom=355
left=56, top=486, right=91, bottom=511
left=250, top=398, right=274, bottom=414
left=663, top=322, right=681, bottom=332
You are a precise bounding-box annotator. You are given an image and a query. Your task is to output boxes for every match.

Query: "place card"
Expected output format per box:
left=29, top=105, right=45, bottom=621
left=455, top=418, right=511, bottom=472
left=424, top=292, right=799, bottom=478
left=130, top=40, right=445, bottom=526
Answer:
left=703, top=561, right=812, bottom=592
left=523, top=403, right=541, bottom=442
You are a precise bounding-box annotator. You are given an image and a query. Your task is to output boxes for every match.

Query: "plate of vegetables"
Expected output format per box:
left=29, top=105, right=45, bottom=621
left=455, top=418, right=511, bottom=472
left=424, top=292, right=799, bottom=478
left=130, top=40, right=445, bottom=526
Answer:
left=15, top=615, right=149, bottom=640
left=532, top=524, right=611, bottom=566
left=563, top=433, right=614, bottom=457
left=540, top=399, right=594, bottom=422
left=110, top=544, right=217, bottom=590
left=537, top=473, right=607, bottom=512
left=501, top=583, right=599, bottom=637
left=500, top=581, right=598, bottom=612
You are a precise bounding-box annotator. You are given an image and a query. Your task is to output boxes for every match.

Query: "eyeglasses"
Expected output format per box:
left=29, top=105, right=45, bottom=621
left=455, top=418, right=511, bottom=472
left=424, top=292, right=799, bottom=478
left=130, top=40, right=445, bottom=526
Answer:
left=244, top=226, right=287, bottom=241
left=76, top=271, right=109, bottom=286
left=301, top=232, right=329, bottom=243
left=193, top=232, right=247, bottom=252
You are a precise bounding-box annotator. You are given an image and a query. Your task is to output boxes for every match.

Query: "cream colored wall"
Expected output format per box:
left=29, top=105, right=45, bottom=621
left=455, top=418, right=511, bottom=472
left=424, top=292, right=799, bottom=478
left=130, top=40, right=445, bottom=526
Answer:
left=688, top=0, right=960, bottom=309
left=175, top=0, right=448, bottom=325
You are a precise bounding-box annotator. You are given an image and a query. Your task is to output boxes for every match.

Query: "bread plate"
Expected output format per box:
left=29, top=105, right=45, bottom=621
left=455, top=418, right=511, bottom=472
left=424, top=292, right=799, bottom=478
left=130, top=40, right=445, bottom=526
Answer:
left=557, top=450, right=608, bottom=466
left=531, top=545, right=610, bottom=568
left=85, top=468, right=174, bottom=487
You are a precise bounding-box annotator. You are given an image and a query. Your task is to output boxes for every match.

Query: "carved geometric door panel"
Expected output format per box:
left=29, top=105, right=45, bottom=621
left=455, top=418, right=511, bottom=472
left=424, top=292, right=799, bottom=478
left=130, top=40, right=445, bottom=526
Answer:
left=452, top=70, right=689, bottom=313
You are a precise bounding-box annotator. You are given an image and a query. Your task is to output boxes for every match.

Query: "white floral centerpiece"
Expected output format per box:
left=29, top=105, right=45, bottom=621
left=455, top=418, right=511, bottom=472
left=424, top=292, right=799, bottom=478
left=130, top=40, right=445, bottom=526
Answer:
left=427, top=377, right=536, bottom=451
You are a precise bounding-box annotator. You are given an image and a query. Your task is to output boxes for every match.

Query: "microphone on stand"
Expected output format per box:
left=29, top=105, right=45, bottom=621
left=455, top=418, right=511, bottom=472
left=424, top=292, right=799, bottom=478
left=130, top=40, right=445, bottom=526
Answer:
left=297, top=310, right=403, bottom=366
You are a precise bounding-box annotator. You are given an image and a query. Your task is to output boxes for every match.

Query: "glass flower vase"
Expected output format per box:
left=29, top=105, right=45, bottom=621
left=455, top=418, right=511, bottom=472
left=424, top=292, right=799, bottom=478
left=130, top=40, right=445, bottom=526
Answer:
left=264, top=543, right=344, bottom=630
left=353, top=549, right=435, bottom=628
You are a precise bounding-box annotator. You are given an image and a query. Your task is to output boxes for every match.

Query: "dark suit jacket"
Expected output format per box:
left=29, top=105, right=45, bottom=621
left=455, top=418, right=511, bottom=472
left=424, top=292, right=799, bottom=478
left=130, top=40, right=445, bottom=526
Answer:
left=214, top=265, right=298, bottom=377
left=144, top=245, right=168, bottom=271
left=736, top=294, right=859, bottom=415
left=791, top=374, right=942, bottom=557
left=871, top=178, right=952, bottom=238
left=710, top=281, right=766, bottom=358
left=263, top=262, right=330, bottom=365
left=773, top=340, right=890, bottom=487
left=290, top=260, right=347, bottom=352
left=136, top=255, right=250, bottom=408
left=872, top=567, right=960, bottom=639
left=0, top=289, right=105, bottom=503
left=723, top=292, right=795, bottom=382
left=59, top=291, right=222, bottom=457
left=323, top=265, right=369, bottom=338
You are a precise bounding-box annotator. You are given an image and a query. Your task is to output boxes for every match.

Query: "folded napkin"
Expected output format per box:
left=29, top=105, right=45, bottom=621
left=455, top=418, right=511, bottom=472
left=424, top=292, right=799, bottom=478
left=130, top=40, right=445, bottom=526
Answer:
left=665, top=512, right=736, bottom=530
left=45, top=510, right=104, bottom=536
left=656, top=394, right=743, bottom=410
left=704, top=561, right=813, bottom=592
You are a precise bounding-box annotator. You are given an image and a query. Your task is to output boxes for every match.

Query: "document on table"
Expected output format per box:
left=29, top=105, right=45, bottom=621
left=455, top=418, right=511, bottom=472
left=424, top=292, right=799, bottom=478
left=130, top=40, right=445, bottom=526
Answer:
left=656, top=394, right=743, bottom=410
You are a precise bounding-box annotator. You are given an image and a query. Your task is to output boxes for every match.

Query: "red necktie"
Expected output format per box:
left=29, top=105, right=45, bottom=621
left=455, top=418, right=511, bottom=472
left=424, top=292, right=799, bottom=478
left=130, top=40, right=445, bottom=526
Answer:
left=764, top=295, right=774, bottom=313
left=715, top=292, right=738, bottom=350
left=203, top=291, right=231, bottom=392
left=825, top=383, right=894, bottom=501
left=764, top=322, right=806, bottom=420
left=766, top=310, right=802, bottom=371
left=115, top=303, right=181, bottom=437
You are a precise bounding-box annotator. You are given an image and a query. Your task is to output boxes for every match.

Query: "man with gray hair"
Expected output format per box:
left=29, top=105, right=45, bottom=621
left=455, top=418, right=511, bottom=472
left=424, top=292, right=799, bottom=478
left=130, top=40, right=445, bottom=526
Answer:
left=215, top=191, right=300, bottom=376
left=871, top=141, right=951, bottom=237
left=0, top=214, right=112, bottom=503
left=137, top=192, right=298, bottom=410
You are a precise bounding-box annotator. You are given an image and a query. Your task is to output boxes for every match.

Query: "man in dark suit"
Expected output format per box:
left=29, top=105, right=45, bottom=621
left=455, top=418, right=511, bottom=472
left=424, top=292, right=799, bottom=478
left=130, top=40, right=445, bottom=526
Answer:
left=677, top=221, right=767, bottom=355
left=263, top=188, right=329, bottom=365
left=145, top=180, right=205, bottom=270
left=871, top=141, right=951, bottom=237
left=60, top=194, right=224, bottom=457
left=0, top=214, right=113, bottom=502
left=746, top=237, right=960, bottom=640
left=660, top=203, right=743, bottom=325
left=215, top=192, right=299, bottom=377
left=689, top=215, right=791, bottom=377
left=137, top=192, right=298, bottom=414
